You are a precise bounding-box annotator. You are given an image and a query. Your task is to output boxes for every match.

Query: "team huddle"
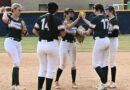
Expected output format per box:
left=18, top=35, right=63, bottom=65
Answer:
left=0, top=2, right=119, bottom=90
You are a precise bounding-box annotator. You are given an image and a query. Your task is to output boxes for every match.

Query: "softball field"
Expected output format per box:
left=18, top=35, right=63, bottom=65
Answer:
left=0, top=36, right=130, bottom=90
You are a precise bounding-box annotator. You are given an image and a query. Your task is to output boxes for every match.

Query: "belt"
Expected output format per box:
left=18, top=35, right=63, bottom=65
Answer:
left=8, top=37, right=21, bottom=42
left=62, top=39, right=75, bottom=43
left=95, top=36, right=107, bottom=40
left=39, top=39, right=57, bottom=42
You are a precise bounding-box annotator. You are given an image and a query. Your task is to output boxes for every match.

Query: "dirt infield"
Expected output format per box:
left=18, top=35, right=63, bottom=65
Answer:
left=0, top=52, right=130, bottom=90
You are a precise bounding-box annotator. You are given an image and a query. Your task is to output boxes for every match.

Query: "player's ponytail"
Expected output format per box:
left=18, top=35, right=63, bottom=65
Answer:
left=111, top=7, right=116, bottom=16
left=48, top=13, right=54, bottom=32
left=47, top=2, right=58, bottom=32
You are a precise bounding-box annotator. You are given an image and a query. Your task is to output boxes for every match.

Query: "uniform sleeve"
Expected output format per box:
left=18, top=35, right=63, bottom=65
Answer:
left=112, top=19, right=119, bottom=31
left=91, top=17, right=97, bottom=24
left=34, top=18, right=40, bottom=31
left=57, top=18, right=65, bottom=31
left=108, top=19, right=119, bottom=37
left=89, top=17, right=97, bottom=29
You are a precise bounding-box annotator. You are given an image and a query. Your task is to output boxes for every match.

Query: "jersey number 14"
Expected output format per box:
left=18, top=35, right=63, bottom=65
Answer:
left=41, top=18, right=49, bottom=30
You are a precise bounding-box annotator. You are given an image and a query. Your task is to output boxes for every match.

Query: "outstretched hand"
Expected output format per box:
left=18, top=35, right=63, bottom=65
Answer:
left=81, top=12, right=86, bottom=20
left=63, top=21, right=68, bottom=29
left=78, top=12, right=81, bottom=19
left=0, top=6, right=11, bottom=13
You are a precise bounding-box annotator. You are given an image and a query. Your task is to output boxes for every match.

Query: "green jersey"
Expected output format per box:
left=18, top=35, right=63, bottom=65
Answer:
left=108, top=17, right=119, bottom=37
left=90, top=14, right=109, bottom=39
left=62, top=20, right=76, bottom=43
left=34, top=14, right=63, bottom=41
left=6, top=15, right=23, bottom=41
left=62, top=33, right=76, bottom=43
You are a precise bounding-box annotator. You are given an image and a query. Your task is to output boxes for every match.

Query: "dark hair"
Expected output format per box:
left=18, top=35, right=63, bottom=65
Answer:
left=64, top=8, right=74, bottom=18
left=93, top=4, right=104, bottom=13
left=47, top=2, right=58, bottom=32
left=64, top=8, right=74, bottom=14
left=105, top=6, right=116, bottom=16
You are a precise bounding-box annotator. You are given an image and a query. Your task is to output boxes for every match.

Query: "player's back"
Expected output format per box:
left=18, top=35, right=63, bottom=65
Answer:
left=36, top=13, right=62, bottom=40
left=92, top=14, right=109, bottom=38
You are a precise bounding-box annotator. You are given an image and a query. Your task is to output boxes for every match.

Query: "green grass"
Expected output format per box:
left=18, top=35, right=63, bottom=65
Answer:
left=0, top=35, right=130, bottom=53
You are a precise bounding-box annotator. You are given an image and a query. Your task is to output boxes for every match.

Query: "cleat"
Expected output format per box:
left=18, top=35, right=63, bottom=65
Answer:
left=109, top=82, right=116, bottom=88
left=10, top=85, right=16, bottom=90
left=96, top=84, right=107, bottom=90
left=15, top=85, right=26, bottom=90
left=72, top=83, right=78, bottom=89
left=55, top=82, right=61, bottom=89
left=96, top=82, right=109, bottom=89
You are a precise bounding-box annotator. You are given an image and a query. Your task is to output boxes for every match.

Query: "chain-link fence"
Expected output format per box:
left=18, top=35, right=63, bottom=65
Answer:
left=0, top=0, right=11, bottom=7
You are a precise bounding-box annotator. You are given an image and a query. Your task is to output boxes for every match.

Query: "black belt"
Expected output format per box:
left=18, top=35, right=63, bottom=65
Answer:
left=94, top=36, right=108, bottom=40
left=94, top=36, right=107, bottom=40
left=62, top=39, right=76, bottom=43
left=39, top=38, right=57, bottom=42
left=98, top=36, right=106, bottom=38
left=9, top=37, right=21, bottom=42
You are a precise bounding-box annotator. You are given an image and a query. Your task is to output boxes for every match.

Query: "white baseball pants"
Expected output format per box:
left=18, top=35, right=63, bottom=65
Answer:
left=109, top=37, right=118, bottom=68
left=59, top=41, right=76, bottom=70
left=4, top=38, right=22, bottom=67
left=92, top=37, right=110, bottom=68
left=37, top=40, right=59, bottom=79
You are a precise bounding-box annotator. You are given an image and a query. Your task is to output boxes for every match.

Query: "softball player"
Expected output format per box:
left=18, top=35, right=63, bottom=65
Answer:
left=1, top=3, right=27, bottom=90
left=55, top=8, right=79, bottom=89
left=79, top=4, right=110, bottom=90
left=105, top=6, right=119, bottom=88
left=33, top=2, right=66, bottom=90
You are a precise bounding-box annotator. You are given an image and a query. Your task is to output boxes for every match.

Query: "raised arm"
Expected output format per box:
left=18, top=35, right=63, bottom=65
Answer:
left=64, top=13, right=81, bottom=29
left=1, top=7, right=10, bottom=24
left=81, top=13, right=96, bottom=29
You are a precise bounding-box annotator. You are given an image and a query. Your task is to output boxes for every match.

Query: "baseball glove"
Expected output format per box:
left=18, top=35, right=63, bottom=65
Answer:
left=76, top=26, right=86, bottom=43
left=21, top=20, right=28, bottom=36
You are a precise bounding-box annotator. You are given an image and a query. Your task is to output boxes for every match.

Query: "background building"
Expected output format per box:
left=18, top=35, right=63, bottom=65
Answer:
left=11, top=0, right=123, bottom=11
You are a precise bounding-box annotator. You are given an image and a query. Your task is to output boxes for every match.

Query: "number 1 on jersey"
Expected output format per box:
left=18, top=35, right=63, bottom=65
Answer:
left=101, top=19, right=109, bottom=30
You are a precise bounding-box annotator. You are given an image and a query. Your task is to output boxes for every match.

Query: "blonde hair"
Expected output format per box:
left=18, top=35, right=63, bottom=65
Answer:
left=11, top=3, right=22, bottom=12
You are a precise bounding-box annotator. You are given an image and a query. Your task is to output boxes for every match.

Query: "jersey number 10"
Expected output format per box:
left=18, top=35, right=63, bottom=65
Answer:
left=101, top=19, right=109, bottom=30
